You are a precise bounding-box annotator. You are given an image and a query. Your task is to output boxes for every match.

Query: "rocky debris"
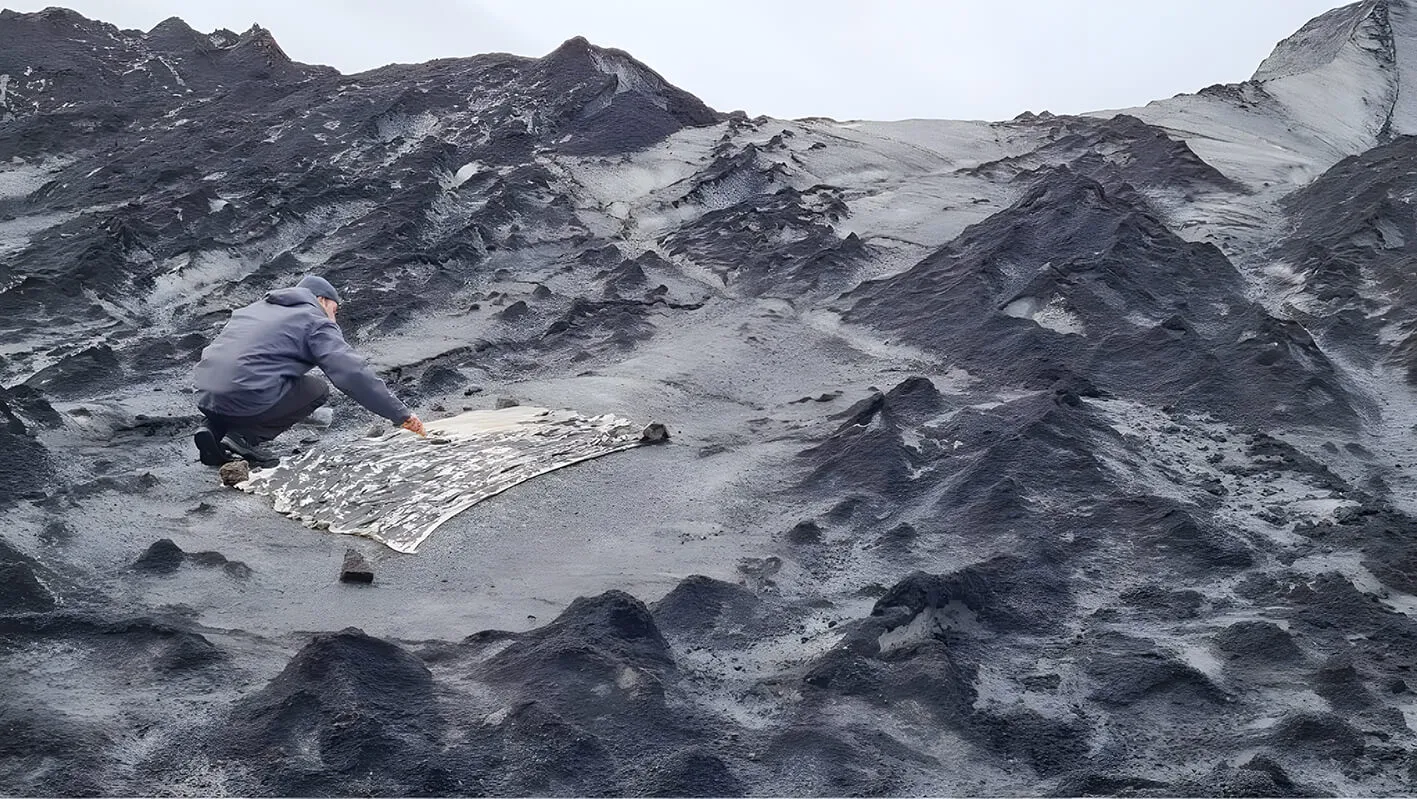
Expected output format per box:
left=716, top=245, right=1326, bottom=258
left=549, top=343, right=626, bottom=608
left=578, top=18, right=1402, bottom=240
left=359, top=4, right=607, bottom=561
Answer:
left=418, top=365, right=467, bottom=393
left=20, top=345, right=124, bottom=398
left=340, top=549, right=374, bottom=583
left=871, top=553, right=1071, bottom=635
left=1269, top=712, right=1366, bottom=762
left=1082, top=631, right=1229, bottom=707
left=483, top=591, right=674, bottom=687
left=217, top=459, right=249, bottom=487
left=735, top=555, right=781, bottom=591
left=623, top=748, right=744, bottom=797
left=791, top=391, right=842, bottom=404
left=133, top=539, right=250, bottom=578
left=494, top=397, right=520, bottom=409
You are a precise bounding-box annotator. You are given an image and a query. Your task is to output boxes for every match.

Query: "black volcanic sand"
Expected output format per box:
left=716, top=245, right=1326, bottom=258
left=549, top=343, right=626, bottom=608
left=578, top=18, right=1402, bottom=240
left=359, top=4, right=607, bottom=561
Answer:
left=5, top=4, right=1417, bottom=796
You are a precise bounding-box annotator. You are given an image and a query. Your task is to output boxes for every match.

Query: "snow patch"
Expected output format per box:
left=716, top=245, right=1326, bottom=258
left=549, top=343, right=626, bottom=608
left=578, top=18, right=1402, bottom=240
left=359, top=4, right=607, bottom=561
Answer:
left=1002, top=295, right=1086, bottom=336
left=0, top=157, right=71, bottom=200
left=444, top=161, right=484, bottom=190
left=374, top=111, right=437, bottom=143
left=0, top=211, right=76, bottom=257
left=588, top=50, right=667, bottom=109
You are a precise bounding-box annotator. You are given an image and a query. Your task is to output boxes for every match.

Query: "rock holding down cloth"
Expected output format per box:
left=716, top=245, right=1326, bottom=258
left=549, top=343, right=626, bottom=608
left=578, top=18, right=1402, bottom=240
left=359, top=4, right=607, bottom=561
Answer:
left=240, top=406, right=665, bottom=553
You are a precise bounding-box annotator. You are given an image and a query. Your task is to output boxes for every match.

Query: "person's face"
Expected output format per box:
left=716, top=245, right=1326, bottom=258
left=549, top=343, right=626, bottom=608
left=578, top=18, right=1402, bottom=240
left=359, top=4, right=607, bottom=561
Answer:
left=319, top=297, right=338, bottom=321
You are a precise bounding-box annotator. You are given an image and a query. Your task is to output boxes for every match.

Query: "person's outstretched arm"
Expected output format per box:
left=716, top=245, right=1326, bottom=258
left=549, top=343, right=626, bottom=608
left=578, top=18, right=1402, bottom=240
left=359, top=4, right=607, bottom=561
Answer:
left=306, top=320, right=413, bottom=424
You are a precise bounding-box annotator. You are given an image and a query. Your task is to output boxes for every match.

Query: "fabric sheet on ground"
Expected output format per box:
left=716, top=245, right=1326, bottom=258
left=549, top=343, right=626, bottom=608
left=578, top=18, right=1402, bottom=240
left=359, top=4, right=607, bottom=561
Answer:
left=240, top=406, right=652, bottom=553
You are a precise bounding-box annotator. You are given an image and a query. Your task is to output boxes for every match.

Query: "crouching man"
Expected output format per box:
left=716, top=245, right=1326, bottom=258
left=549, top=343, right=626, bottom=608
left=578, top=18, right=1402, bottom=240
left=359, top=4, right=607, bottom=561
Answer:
left=192, top=275, right=423, bottom=467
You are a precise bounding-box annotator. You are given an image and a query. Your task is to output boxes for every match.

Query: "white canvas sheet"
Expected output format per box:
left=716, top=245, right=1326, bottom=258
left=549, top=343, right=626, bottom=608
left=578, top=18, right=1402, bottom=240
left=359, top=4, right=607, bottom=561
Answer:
left=240, top=406, right=651, bottom=553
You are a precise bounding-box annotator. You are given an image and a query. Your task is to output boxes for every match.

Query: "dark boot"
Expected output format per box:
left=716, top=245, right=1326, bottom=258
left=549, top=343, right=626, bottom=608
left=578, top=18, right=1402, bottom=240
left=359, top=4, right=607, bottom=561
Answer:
left=193, top=428, right=234, bottom=467
left=223, top=432, right=280, bottom=468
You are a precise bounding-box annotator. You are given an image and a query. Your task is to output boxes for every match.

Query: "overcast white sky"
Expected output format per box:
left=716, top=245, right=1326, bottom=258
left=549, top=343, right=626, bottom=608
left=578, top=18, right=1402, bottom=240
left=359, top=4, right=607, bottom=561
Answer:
left=8, top=1, right=1346, bottom=120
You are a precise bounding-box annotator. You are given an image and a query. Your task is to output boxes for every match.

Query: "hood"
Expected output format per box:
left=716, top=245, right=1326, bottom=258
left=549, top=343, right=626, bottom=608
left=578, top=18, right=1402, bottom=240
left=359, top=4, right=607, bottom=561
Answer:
left=265, top=287, right=322, bottom=308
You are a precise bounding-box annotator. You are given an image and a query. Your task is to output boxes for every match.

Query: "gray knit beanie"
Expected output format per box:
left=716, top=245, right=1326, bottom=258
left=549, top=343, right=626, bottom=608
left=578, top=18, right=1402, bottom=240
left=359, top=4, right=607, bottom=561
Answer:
left=296, top=275, right=342, bottom=304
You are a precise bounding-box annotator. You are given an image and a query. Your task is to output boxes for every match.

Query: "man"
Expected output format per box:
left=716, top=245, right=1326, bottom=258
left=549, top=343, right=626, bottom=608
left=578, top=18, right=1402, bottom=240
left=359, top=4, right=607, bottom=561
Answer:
left=192, top=275, right=424, bottom=468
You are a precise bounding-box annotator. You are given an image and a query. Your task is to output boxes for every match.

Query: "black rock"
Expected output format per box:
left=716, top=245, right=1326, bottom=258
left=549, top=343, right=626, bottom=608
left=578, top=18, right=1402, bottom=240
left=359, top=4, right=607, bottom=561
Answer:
left=340, top=549, right=374, bottom=583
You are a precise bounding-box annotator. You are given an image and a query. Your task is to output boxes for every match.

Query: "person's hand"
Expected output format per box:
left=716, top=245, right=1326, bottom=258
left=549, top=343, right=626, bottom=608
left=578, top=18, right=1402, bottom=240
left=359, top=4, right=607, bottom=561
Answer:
left=401, top=414, right=426, bottom=437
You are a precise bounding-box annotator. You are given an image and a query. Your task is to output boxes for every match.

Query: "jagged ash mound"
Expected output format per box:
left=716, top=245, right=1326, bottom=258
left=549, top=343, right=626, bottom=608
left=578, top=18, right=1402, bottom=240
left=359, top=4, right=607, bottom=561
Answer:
left=208, top=629, right=444, bottom=795
left=7, top=1, right=1417, bottom=795
left=845, top=168, right=1355, bottom=427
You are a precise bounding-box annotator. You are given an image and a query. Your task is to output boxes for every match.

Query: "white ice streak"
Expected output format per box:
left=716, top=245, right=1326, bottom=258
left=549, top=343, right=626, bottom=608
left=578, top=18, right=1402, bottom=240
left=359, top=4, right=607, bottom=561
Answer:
left=1002, top=295, right=1086, bottom=336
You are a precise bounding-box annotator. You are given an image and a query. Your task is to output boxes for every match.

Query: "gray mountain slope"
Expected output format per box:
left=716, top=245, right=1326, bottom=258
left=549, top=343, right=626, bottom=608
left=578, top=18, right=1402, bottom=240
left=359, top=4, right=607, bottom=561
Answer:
left=5, top=2, right=1417, bottom=795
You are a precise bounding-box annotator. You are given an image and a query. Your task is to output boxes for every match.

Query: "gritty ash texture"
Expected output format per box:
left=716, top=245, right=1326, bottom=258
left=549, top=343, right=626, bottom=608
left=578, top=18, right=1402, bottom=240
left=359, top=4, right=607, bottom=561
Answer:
left=8, top=2, right=1417, bottom=795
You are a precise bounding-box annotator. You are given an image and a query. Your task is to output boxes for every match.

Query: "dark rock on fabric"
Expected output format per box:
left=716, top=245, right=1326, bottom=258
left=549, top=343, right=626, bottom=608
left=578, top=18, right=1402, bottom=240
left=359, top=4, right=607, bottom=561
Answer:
left=640, top=421, right=670, bottom=443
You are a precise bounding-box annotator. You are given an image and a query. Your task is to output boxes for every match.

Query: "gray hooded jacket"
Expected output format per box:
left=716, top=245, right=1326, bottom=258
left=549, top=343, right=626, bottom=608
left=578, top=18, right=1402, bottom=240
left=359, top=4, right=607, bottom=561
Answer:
left=194, top=287, right=410, bottom=422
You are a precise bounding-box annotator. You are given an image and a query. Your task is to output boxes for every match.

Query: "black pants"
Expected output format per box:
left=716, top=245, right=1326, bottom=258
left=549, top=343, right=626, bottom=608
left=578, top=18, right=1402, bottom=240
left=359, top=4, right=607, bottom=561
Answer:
left=200, top=374, right=329, bottom=444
